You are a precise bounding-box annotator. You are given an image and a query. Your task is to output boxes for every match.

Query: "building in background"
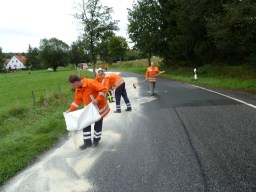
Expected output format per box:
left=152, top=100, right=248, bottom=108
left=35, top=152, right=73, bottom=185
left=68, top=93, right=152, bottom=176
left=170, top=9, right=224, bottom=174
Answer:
left=5, top=54, right=27, bottom=71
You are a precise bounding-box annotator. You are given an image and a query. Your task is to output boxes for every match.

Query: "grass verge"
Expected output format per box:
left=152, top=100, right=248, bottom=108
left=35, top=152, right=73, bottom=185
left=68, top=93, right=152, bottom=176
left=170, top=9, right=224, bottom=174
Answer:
left=111, top=60, right=256, bottom=94
left=0, top=68, right=94, bottom=186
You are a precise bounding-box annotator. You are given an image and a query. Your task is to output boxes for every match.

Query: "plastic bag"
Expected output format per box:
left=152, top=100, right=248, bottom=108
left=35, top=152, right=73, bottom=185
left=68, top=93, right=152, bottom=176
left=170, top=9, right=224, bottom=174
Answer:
left=63, top=103, right=101, bottom=131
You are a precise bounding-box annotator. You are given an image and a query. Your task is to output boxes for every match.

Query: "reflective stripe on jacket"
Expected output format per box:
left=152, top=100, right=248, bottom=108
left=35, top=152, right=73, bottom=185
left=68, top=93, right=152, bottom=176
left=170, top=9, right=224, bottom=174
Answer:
left=109, top=73, right=124, bottom=89
left=69, top=78, right=110, bottom=118
left=146, top=67, right=160, bottom=82
left=95, top=73, right=111, bottom=90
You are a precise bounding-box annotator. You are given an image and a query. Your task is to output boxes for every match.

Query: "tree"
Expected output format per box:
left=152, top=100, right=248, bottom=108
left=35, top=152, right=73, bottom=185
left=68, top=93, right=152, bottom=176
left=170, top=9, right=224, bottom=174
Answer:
left=96, top=31, right=115, bottom=63
left=70, top=40, right=90, bottom=68
left=157, top=0, right=256, bottom=66
left=97, top=39, right=111, bottom=63
left=170, top=0, right=212, bottom=64
left=74, top=0, right=119, bottom=73
left=128, top=0, right=164, bottom=65
left=124, top=49, right=144, bottom=61
left=158, top=0, right=218, bottom=66
left=26, top=45, right=41, bottom=69
left=108, top=36, right=128, bottom=62
left=39, top=38, right=70, bottom=71
left=206, top=1, right=256, bottom=64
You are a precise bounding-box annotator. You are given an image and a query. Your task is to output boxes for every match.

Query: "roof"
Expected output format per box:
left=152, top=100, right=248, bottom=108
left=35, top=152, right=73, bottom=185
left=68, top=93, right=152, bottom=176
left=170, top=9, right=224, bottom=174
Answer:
left=4, top=59, right=10, bottom=65
left=15, top=54, right=27, bottom=64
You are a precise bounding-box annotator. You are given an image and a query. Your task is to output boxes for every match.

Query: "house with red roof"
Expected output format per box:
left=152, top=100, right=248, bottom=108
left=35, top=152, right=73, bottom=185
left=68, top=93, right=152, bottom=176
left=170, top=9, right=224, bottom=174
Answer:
left=5, top=54, right=27, bottom=70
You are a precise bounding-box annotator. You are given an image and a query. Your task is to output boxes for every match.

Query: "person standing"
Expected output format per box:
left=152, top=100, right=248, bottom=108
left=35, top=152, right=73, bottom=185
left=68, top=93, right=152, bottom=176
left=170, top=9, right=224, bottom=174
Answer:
left=146, top=61, right=164, bottom=95
left=104, top=64, right=108, bottom=71
left=96, top=70, right=132, bottom=113
left=66, top=75, right=110, bottom=149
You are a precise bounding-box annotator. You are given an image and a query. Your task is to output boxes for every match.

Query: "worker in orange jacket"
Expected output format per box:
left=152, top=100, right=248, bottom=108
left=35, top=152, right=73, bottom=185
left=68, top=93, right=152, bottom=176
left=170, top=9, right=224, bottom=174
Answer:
left=95, top=68, right=105, bottom=83
left=146, top=61, right=164, bottom=95
left=104, top=64, right=108, bottom=71
left=97, top=69, right=132, bottom=113
left=95, top=68, right=114, bottom=103
left=66, top=75, right=110, bottom=149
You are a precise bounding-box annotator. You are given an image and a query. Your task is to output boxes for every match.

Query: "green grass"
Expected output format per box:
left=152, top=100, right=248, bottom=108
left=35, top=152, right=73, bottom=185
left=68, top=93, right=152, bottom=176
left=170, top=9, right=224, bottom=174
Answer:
left=0, top=68, right=92, bottom=112
left=0, top=68, right=94, bottom=186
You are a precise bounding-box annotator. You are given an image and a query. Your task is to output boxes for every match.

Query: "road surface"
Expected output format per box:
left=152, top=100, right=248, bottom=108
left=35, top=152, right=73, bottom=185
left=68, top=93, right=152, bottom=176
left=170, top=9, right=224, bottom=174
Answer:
left=1, top=70, right=255, bottom=192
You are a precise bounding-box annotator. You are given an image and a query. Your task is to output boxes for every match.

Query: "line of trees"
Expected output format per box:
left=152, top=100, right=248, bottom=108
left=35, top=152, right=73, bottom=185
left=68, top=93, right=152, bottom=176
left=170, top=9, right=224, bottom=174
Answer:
left=128, top=0, right=256, bottom=67
left=0, top=0, right=140, bottom=72
left=3, top=0, right=254, bottom=71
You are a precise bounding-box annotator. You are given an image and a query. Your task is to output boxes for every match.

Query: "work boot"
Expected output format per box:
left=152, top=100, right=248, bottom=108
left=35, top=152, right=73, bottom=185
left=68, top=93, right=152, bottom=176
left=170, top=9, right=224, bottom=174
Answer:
left=92, top=142, right=99, bottom=148
left=125, top=107, right=132, bottom=111
left=79, top=143, right=92, bottom=150
left=114, top=110, right=121, bottom=113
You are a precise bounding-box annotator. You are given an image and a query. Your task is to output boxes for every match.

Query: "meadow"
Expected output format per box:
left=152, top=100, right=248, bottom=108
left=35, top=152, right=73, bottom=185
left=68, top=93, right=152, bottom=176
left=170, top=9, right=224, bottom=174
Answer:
left=0, top=68, right=93, bottom=112
left=0, top=68, right=93, bottom=185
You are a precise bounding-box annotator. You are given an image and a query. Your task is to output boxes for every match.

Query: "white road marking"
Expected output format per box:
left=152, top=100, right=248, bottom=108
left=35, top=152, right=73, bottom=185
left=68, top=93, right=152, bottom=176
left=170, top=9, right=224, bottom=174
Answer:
left=188, top=84, right=256, bottom=109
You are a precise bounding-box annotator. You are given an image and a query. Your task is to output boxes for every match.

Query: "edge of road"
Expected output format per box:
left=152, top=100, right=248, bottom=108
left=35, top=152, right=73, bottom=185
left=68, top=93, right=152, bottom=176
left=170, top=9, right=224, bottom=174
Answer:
left=185, top=83, right=256, bottom=109
left=90, top=68, right=256, bottom=109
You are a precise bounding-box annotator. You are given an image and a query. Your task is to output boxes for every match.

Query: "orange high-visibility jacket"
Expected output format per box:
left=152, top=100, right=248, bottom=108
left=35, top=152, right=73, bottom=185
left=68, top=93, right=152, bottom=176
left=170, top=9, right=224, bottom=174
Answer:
left=108, top=73, right=124, bottom=89
left=95, top=73, right=110, bottom=89
left=146, top=66, right=160, bottom=82
left=95, top=74, right=104, bottom=83
left=69, top=78, right=110, bottom=118
left=104, top=64, right=108, bottom=69
left=95, top=73, right=124, bottom=89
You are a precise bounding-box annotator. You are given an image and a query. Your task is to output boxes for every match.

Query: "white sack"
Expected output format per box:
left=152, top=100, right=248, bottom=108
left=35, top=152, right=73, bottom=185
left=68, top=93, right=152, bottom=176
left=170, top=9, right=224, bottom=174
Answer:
left=63, top=103, right=101, bottom=131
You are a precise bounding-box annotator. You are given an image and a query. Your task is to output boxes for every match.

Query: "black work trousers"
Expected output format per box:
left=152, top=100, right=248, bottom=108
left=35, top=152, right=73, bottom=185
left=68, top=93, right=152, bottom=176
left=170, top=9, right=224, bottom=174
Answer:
left=115, top=83, right=131, bottom=111
left=82, top=118, right=103, bottom=144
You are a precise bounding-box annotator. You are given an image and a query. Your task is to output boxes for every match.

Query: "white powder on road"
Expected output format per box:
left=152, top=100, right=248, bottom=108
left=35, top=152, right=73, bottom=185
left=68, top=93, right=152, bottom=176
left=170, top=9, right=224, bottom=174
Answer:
left=1, top=75, right=152, bottom=192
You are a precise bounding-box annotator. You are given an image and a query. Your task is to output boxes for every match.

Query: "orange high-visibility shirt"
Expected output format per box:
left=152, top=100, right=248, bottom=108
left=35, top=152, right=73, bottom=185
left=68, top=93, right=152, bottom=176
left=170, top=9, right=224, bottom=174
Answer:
left=104, top=64, right=108, bottom=69
left=146, top=66, right=160, bottom=82
left=69, top=78, right=110, bottom=118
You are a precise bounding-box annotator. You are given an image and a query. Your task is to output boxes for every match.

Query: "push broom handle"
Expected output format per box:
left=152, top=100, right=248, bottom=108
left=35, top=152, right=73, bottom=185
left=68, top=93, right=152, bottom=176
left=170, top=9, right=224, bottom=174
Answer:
left=133, top=71, right=165, bottom=88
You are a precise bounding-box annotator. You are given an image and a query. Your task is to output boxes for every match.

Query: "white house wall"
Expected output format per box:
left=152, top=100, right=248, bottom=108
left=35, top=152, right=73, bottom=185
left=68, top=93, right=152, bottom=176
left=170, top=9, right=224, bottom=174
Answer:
left=6, top=56, right=26, bottom=70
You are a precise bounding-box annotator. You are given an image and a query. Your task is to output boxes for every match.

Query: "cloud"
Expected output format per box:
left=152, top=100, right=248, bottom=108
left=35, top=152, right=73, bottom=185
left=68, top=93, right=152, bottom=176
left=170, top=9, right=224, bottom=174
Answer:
left=0, top=0, right=133, bottom=53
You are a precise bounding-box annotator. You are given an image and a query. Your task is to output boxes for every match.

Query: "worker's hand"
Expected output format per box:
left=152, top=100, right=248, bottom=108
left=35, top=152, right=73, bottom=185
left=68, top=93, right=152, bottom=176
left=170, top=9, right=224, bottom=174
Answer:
left=161, top=71, right=165, bottom=73
left=92, top=99, right=99, bottom=105
left=65, top=109, right=71, bottom=113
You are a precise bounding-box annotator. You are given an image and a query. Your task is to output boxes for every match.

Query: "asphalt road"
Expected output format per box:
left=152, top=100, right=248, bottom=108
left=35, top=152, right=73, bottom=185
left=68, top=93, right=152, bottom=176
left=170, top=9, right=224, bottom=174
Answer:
left=1, top=70, right=255, bottom=192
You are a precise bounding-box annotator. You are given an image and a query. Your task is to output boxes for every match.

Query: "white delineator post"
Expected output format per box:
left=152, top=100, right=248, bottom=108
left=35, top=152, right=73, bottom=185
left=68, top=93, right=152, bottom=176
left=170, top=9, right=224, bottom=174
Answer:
left=194, top=68, right=197, bottom=80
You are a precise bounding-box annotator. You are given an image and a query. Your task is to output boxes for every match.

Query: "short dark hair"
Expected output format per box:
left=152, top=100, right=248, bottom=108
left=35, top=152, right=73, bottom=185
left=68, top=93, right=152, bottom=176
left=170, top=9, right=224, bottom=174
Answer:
left=68, top=75, right=81, bottom=83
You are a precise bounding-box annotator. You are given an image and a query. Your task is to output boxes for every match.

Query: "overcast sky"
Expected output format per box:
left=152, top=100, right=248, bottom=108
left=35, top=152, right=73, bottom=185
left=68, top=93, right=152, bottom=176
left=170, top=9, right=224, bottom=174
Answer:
left=0, top=0, right=134, bottom=53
